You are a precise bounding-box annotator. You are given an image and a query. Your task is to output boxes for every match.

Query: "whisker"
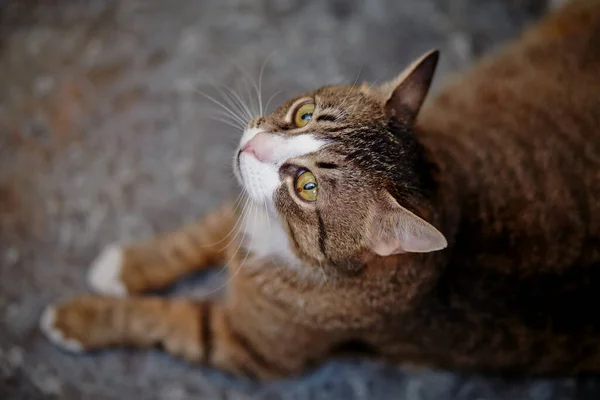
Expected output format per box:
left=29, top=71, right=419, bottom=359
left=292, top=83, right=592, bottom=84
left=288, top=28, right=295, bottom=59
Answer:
left=204, top=115, right=245, bottom=130
left=218, top=194, right=252, bottom=251
left=264, top=90, right=283, bottom=115
left=204, top=200, right=256, bottom=296
left=224, top=201, right=258, bottom=284
left=238, top=76, right=258, bottom=117
left=351, top=80, right=378, bottom=110
left=205, top=107, right=247, bottom=126
left=198, top=79, right=252, bottom=124
left=220, top=85, right=254, bottom=121
left=231, top=190, right=248, bottom=214
left=263, top=200, right=271, bottom=238
left=335, top=70, right=370, bottom=121
left=338, top=68, right=363, bottom=112
left=212, top=119, right=241, bottom=130
left=230, top=60, right=263, bottom=117
left=198, top=191, right=248, bottom=248
left=215, top=87, right=251, bottom=123
left=337, top=79, right=378, bottom=121
left=195, top=89, right=248, bottom=127
left=257, top=52, right=275, bottom=116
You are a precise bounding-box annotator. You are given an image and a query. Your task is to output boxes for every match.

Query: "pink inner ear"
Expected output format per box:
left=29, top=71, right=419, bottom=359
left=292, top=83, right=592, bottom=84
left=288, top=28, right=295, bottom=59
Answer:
left=368, top=193, right=448, bottom=256
left=371, top=227, right=446, bottom=256
left=371, top=237, right=403, bottom=257
left=397, top=229, right=444, bottom=253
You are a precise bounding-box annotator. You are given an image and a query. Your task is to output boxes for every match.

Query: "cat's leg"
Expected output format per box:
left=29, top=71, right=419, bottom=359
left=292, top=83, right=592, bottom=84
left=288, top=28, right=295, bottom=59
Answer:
left=88, top=202, right=243, bottom=296
left=40, top=294, right=332, bottom=379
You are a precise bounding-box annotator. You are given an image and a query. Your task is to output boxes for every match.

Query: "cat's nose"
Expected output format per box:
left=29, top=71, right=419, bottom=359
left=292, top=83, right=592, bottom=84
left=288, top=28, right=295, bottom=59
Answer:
left=241, top=133, right=273, bottom=163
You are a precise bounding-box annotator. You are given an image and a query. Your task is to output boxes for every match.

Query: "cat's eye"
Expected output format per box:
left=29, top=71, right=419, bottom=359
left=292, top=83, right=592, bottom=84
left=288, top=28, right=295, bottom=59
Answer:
left=293, top=102, right=315, bottom=128
left=295, top=170, right=318, bottom=201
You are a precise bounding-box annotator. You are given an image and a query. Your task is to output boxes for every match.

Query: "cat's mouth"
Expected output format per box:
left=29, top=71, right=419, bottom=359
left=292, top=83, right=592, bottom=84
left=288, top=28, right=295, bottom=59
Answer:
left=234, top=147, right=265, bottom=186
left=235, top=148, right=281, bottom=205
left=235, top=149, right=243, bottom=180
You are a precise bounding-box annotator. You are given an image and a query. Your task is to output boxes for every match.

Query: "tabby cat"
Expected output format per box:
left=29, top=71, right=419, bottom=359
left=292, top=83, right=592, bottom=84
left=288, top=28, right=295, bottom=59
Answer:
left=41, top=0, right=600, bottom=379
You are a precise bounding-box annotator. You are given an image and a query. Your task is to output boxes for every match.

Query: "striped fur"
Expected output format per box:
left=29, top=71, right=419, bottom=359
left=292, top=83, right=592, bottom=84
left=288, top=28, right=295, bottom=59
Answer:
left=41, top=0, right=600, bottom=379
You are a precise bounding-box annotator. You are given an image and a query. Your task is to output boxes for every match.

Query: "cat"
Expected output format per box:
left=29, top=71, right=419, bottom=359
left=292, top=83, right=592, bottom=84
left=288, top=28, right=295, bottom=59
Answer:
left=40, top=0, right=600, bottom=380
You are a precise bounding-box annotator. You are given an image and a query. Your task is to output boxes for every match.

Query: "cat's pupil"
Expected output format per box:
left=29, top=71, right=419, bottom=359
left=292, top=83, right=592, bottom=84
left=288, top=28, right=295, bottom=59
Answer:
left=301, top=113, right=313, bottom=121
left=303, top=182, right=316, bottom=191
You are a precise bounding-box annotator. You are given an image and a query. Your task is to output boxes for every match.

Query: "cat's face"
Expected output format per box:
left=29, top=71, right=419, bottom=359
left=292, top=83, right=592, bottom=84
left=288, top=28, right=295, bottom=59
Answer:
left=234, top=51, right=447, bottom=274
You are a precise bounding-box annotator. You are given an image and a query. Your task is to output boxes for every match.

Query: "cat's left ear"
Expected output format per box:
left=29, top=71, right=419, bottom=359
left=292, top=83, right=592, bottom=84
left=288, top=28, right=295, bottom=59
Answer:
left=367, top=192, right=447, bottom=256
left=380, top=49, right=439, bottom=125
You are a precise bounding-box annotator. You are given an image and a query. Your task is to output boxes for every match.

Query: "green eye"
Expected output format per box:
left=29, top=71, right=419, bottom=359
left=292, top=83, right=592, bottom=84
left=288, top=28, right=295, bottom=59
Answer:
left=295, top=171, right=318, bottom=201
left=293, top=102, right=315, bottom=128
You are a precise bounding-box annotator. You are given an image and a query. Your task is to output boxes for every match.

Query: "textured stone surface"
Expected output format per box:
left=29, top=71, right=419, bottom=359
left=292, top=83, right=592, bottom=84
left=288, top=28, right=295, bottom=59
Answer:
left=2, top=0, right=599, bottom=398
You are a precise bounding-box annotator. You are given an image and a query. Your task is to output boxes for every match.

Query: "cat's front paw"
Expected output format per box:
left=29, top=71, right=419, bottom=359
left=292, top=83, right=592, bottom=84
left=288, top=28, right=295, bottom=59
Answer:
left=40, top=296, right=118, bottom=352
left=87, top=244, right=128, bottom=296
left=40, top=304, right=85, bottom=353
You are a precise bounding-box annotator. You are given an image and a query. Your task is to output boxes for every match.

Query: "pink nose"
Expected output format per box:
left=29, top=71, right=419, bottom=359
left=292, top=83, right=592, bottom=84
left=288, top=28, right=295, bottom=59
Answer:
left=241, top=133, right=273, bottom=163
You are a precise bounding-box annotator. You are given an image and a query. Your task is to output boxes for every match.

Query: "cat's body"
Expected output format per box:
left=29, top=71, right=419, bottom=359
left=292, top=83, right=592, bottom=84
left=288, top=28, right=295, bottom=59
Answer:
left=401, top=1, right=600, bottom=372
left=41, top=0, right=600, bottom=379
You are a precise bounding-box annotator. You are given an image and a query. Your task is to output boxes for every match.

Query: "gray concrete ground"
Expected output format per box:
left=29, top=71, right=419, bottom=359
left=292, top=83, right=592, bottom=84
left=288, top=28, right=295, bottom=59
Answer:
left=2, top=0, right=599, bottom=399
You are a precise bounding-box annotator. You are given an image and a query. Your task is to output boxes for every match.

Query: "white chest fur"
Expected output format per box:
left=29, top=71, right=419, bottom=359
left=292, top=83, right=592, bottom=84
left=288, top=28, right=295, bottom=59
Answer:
left=242, top=206, right=301, bottom=267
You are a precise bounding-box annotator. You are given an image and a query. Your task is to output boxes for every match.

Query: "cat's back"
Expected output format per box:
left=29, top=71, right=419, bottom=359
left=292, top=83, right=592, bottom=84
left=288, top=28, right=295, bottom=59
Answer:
left=418, top=0, right=600, bottom=273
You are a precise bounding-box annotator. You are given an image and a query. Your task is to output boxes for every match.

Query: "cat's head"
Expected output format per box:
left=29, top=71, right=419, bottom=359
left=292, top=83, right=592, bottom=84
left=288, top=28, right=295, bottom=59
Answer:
left=234, top=50, right=447, bottom=273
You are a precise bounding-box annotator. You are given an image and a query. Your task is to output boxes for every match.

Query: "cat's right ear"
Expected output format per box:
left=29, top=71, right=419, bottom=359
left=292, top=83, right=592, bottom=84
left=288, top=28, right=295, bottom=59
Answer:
left=366, top=192, right=447, bottom=256
left=379, top=50, right=439, bottom=125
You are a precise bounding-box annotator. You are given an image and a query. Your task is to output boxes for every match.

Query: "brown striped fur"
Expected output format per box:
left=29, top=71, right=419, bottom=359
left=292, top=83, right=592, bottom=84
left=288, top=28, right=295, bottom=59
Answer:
left=41, top=0, right=600, bottom=379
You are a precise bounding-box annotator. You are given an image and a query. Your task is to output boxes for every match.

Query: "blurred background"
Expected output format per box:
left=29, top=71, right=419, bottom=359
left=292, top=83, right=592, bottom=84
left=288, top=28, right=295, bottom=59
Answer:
left=2, top=0, right=599, bottom=399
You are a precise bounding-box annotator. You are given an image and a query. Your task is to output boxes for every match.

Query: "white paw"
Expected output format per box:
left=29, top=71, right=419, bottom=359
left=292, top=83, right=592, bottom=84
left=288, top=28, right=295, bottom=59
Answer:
left=39, top=306, right=84, bottom=353
left=87, top=244, right=127, bottom=296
